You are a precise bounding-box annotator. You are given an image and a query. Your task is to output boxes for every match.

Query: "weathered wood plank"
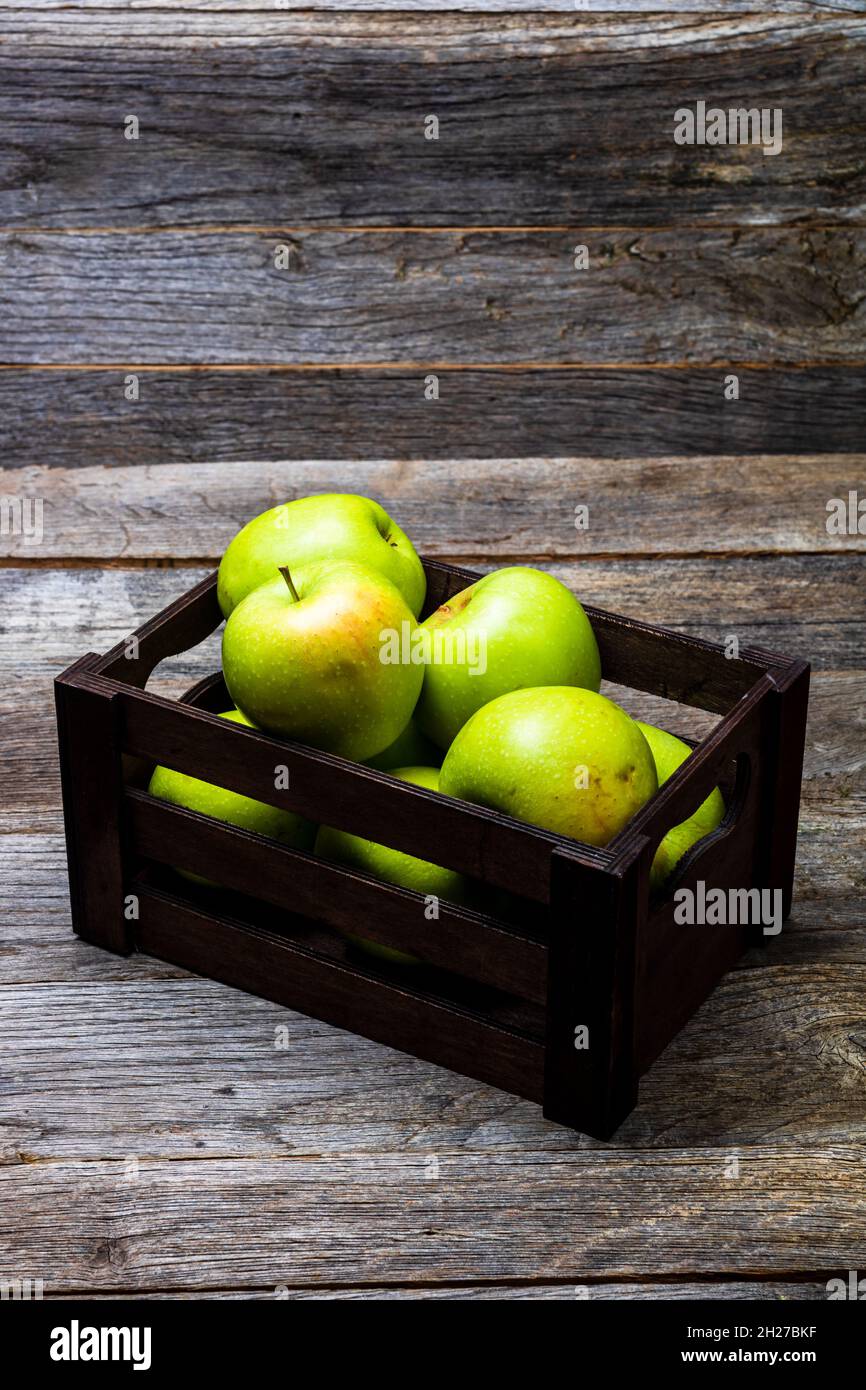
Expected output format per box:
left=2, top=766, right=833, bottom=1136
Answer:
left=2, top=1147, right=863, bottom=1287
left=280, top=1281, right=841, bottom=1300
left=1, top=560, right=862, bottom=799
left=2, top=701, right=862, bottom=987
left=3, top=228, right=864, bottom=366
left=0, top=561, right=861, bottom=988
left=0, top=830, right=190, bottom=984
left=1, top=14, right=864, bottom=229
left=3, top=830, right=859, bottom=997
left=3, top=663, right=861, bottom=981
left=3, top=370, right=863, bottom=462
left=2, top=458, right=865, bottom=554
left=3, top=369, right=862, bottom=462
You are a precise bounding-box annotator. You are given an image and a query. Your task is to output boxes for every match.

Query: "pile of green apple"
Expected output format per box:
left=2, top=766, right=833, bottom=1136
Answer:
left=150, top=494, right=724, bottom=958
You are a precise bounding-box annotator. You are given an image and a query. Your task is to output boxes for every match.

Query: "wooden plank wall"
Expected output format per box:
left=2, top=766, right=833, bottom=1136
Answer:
left=0, top=7, right=864, bottom=455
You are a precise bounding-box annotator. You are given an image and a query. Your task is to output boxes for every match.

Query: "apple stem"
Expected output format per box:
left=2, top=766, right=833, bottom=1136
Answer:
left=278, top=565, right=300, bottom=602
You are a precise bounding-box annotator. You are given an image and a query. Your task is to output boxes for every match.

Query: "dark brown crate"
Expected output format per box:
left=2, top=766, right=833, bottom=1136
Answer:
left=54, top=559, right=810, bottom=1139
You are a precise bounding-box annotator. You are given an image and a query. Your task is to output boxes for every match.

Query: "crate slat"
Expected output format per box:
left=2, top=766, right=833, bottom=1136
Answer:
left=588, top=609, right=792, bottom=715
left=126, top=787, right=549, bottom=1003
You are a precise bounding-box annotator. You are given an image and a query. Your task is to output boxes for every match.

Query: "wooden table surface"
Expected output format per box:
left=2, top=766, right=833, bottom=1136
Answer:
left=1, top=5, right=864, bottom=1300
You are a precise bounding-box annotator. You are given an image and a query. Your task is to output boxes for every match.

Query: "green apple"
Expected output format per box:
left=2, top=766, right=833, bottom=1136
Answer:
left=414, top=566, right=601, bottom=749
left=147, top=710, right=315, bottom=886
left=217, top=493, right=426, bottom=618
left=636, top=721, right=726, bottom=889
left=222, top=560, right=424, bottom=761
left=315, top=765, right=465, bottom=965
left=365, top=717, right=442, bottom=772
left=439, top=686, right=656, bottom=847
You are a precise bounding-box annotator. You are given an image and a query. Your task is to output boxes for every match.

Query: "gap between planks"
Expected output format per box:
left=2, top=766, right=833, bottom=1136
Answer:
left=5, top=224, right=866, bottom=236
left=3, top=362, right=865, bottom=372
left=34, top=1271, right=847, bottom=1298
left=2, top=548, right=863, bottom=570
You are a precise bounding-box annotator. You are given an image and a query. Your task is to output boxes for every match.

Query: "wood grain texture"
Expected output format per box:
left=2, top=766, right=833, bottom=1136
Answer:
left=2, top=1148, right=864, bottom=1289
left=1, top=564, right=862, bottom=827
left=2, top=372, right=865, bottom=463
left=1, top=566, right=861, bottom=937
left=3, top=228, right=864, bottom=366
left=2, top=785, right=862, bottom=949
left=3, top=555, right=864, bottom=665
left=3, top=458, right=864, bottom=558
left=2, top=13, right=865, bottom=229
left=3, top=944, right=865, bottom=1164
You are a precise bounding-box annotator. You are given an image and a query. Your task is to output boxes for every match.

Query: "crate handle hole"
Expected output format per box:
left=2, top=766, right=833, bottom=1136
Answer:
left=650, top=751, right=752, bottom=901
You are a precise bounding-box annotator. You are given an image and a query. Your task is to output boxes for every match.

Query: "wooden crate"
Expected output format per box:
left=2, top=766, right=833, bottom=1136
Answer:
left=54, top=559, right=809, bottom=1139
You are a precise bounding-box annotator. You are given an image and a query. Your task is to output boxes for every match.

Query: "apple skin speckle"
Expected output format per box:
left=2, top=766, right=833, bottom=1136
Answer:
left=439, top=686, right=658, bottom=849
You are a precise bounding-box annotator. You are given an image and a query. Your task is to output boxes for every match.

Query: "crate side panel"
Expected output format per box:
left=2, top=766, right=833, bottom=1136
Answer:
left=126, top=789, right=548, bottom=1003
left=634, top=795, right=763, bottom=1072
left=589, top=609, right=785, bottom=714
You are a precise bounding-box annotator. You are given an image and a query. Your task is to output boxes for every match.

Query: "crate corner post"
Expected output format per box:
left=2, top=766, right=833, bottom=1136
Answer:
left=54, top=658, right=135, bottom=955
left=761, top=658, right=811, bottom=924
left=543, top=842, right=649, bottom=1140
